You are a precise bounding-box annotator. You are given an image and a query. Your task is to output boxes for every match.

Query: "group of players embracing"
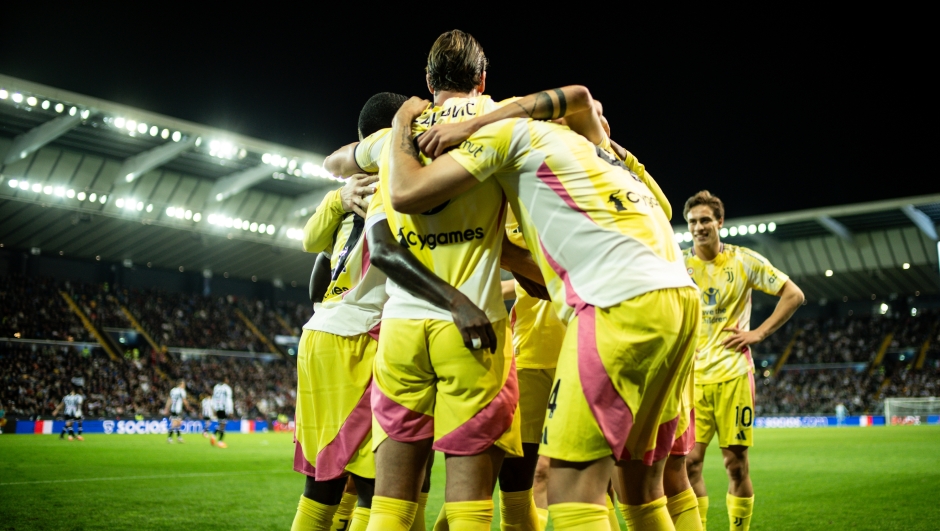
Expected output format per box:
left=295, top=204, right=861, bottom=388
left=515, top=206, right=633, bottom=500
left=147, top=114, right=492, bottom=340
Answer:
left=290, top=29, right=804, bottom=531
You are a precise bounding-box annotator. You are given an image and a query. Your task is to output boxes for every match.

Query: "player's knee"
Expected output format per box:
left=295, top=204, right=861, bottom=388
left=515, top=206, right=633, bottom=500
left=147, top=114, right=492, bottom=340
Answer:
left=686, top=455, right=704, bottom=478
left=723, top=454, right=749, bottom=483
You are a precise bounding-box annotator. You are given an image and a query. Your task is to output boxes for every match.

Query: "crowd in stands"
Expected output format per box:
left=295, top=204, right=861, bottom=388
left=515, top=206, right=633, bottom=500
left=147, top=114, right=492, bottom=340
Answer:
left=1, top=343, right=296, bottom=420
left=0, top=275, right=91, bottom=342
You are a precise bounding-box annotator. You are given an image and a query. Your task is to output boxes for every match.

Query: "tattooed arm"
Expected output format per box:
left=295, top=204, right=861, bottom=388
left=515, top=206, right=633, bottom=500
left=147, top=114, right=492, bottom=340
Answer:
left=418, top=85, right=605, bottom=158
left=387, top=97, right=482, bottom=213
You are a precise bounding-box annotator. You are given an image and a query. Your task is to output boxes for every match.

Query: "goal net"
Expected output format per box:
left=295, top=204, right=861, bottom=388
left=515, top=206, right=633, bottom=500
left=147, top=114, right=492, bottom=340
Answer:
left=883, top=397, right=940, bottom=425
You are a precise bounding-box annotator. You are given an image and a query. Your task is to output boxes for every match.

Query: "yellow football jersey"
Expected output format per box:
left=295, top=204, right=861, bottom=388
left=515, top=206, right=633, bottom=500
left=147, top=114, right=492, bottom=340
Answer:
left=302, top=186, right=388, bottom=337
left=358, top=96, right=509, bottom=323
left=505, top=210, right=565, bottom=369
left=683, top=243, right=789, bottom=384
left=448, top=118, right=695, bottom=324
left=598, top=136, right=672, bottom=221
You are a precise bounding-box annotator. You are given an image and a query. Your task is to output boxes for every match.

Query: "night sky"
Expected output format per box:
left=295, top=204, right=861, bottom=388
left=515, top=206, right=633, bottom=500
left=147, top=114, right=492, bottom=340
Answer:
left=0, top=12, right=928, bottom=219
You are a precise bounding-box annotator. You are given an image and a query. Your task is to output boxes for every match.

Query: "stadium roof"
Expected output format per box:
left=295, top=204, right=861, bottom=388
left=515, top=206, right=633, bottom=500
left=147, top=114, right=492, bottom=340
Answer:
left=1, top=73, right=938, bottom=301
left=0, top=73, right=342, bottom=284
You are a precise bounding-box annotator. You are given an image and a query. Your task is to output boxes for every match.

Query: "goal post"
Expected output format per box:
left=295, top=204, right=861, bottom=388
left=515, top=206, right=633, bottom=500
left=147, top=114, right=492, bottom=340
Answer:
left=884, top=397, right=940, bottom=425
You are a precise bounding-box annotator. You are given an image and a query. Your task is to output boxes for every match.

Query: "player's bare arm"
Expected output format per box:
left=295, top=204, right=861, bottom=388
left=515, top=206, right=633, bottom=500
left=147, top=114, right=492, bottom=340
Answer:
left=309, top=252, right=332, bottom=304
left=322, top=141, right=363, bottom=178
left=418, top=85, right=605, bottom=158
left=366, top=218, right=498, bottom=352
left=721, top=279, right=805, bottom=352
left=387, top=98, right=481, bottom=214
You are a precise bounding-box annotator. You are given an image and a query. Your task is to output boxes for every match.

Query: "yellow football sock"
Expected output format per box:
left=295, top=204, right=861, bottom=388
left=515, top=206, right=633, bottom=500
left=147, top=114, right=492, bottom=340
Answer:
left=696, top=497, right=708, bottom=531
left=332, top=492, right=358, bottom=531
left=500, top=489, right=540, bottom=531
left=445, top=500, right=493, bottom=531
left=549, top=502, right=610, bottom=530
left=349, top=506, right=370, bottom=531
left=291, top=495, right=339, bottom=531
left=726, top=494, right=753, bottom=531
left=605, top=494, right=622, bottom=530
left=365, top=496, right=417, bottom=531
left=433, top=505, right=449, bottom=531
left=622, top=497, right=672, bottom=531
left=411, top=492, right=429, bottom=531
left=666, top=489, right=701, bottom=531
left=535, top=508, right=549, bottom=531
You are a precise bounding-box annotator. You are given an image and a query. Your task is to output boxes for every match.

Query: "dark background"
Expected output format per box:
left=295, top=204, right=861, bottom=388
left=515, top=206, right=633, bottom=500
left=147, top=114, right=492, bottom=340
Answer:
left=0, top=10, right=929, bottom=218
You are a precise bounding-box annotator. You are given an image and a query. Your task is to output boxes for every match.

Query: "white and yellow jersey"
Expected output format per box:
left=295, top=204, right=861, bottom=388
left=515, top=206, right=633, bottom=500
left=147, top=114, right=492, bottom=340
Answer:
left=358, top=95, right=510, bottom=324
left=505, top=210, right=565, bottom=369
left=448, top=118, right=695, bottom=324
left=684, top=243, right=789, bottom=384
left=302, top=188, right=389, bottom=337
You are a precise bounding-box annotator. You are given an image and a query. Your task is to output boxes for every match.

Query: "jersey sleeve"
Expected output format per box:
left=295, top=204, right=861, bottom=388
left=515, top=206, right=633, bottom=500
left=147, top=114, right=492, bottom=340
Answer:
left=354, top=129, right=390, bottom=173
left=741, top=248, right=789, bottom=296
left=447, top=119, right=520, bottom=183
left=302, top=188, right=345, bottom=254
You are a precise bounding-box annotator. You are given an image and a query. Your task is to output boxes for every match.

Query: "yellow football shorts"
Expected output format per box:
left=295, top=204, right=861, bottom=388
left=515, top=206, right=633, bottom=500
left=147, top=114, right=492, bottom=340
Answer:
left=295, top=329, right=377, bottom=480
left=372, top=318, right=523, bottom=457
left=539, top=287, right=700, bottom=465
left=671, top=369, right=695, bottom=456
left=517, top=368, right=556, bottom=444
left=694, top=372, right=756, bottom=448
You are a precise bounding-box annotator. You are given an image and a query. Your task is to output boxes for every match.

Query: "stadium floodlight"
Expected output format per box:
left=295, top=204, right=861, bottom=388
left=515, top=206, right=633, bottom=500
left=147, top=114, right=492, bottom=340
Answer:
left=69, top=106, right=77, bottom=116
left=100, top=195, right=107, bottom=204
left=234, top=218, right=242, bottom=227
left=911, top=307, right=918, bottom=317
left=126, top=119, right=137, bottom=132
left=192, top=212, right=201, bottom=222
left=879, top=303, right=889, bottom=314
left=172, top=131, right=182, bottom=142
left=54, top=187, right=64, bottom=197
left=42, top=100, right=50, bottom=109
left=176, top=209, right=184, bottom=219
left=241, top=220, right=249, bottom=230
left=748, top=224, right=757, bottom=234
left=26, top=96, right=38, bottom=106
left=43, top=185, right=52, bottom=195
left=161, top=128, right=169, bottom=139
left=224, top=217, right=234, bottom=228
left=166, top=206, right=175, bottom=217
left=0, top=89, right=8, bottom=99
left=302, top=162, right=314, bottom=174
left=259, top=223, right=267, bottom=233
left=825, top=269, right=833, bottom=277
left=136, top=201, right=144, bottom=211
left=683, top=232, right=692, bottom=242
left=137, top=123, right=147, bottom=134
left=115, top=198, right=125, bottom=208
left=12, top=92, right=23, bottom=103
left=54, top=103, right=64, bottom=113
left=266, top=225, right=276, bottom=235
left=89, top=193, right=97, bottom=202
left=149, top=126, right=158, bottom=136
left=80, top=109, right=90, bottom=120
left=66, top=189, right=75, bottom=198
left=758, top=223, right=766, bottom=233
left=195, top=137, right=202, bottom=147
left=737, top=224, right=747, bottom=235
left=7, top=179, right=16, bottom=188
left=77, top=191, right=86, bottom=201
left=729, top=227, right=738, bottom=236
left=262, top=153, right=271, bottom=164
left=288, top=159, right=297, bottom=171
left=184, top=209, right=192, bottom=220
left=250, top=222, right=258, bottom=232
left=768, top=222, right=776, bottom=232
left=719, top=227, right=728, bottom=237
left=114, top=117, right=126, bottom=128
left=19, top=181, right=29, bottom=190
left=145, top=203, right=153, bottom=212
left=903, top=263, right=910, bottom=270
left=238, top=149, right=247, bottom=159
left=32, top=183, right=42, bottom=192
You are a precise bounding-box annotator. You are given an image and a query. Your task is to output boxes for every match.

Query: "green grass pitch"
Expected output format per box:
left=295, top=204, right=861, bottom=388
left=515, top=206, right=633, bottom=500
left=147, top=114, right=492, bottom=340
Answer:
left=1, top=426, right=938, bottom=530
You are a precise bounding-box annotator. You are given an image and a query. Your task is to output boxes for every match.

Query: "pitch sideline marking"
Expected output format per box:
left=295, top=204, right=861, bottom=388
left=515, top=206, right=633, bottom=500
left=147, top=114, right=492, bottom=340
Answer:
left=0, top=470, right=293, bottom=486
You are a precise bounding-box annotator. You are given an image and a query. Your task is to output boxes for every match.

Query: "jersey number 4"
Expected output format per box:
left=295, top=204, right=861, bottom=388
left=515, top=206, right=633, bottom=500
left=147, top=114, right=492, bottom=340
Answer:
left=547, top=380, right=561, bottom=419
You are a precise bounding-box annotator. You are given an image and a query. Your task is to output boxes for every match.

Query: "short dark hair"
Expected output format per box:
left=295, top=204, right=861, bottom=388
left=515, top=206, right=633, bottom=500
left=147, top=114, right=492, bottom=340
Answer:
left=426, top=30, right=488, bottom=94
left=683, top=190, right=725, bottom=221
left=358, top=92, right=409, bottom=140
